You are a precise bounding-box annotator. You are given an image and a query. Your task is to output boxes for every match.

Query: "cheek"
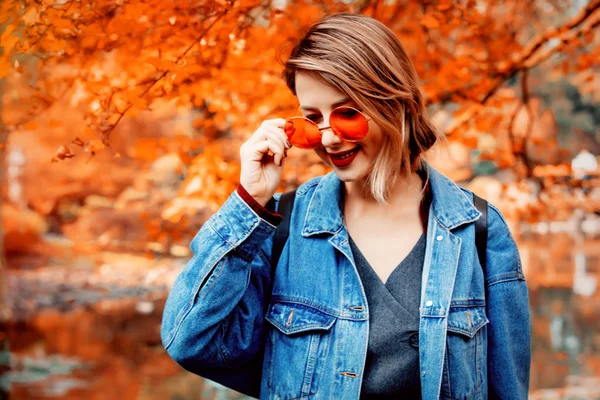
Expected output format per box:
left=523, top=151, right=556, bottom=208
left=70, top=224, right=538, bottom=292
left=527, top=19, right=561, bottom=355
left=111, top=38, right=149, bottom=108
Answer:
left=368, top=126, right=385, bottom=147
left=314, top=148, right=329, bottom=163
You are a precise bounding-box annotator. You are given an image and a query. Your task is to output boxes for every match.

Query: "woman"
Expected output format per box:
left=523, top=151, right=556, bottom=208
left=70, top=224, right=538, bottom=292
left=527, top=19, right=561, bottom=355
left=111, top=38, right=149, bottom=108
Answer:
left=161, top=13, right=531, bottom=400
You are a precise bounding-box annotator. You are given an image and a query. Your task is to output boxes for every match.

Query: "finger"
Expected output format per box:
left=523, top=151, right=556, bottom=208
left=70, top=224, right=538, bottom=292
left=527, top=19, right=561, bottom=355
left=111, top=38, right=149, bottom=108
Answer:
left=250, top=139, right=285, bottom=165
left=266, top=118, right=287, bottom=128
left=264, top=129, right=289, bottom=165
left=263, top=128, right=291, bottom=151
left=245, top=127, right=288, bottom=161
left=247, top=119, right=288, bottom=144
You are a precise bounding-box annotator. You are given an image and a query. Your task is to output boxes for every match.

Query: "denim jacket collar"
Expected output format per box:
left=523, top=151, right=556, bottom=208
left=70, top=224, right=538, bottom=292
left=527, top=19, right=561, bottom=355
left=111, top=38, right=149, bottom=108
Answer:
left=301, top=160, right=482, bottom=237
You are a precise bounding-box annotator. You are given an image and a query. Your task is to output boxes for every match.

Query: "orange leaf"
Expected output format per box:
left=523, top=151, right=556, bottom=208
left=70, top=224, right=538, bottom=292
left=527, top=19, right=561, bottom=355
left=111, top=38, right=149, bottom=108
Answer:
left=474, top=117, right=492, bottom=133
left=22, top=7, right=41, bottom=26
left=462, top=136, right=479, bottom=148
left=0, top=57, right=11, bottom=79
left=0, top=26, right=19, bottom=53
left=84, top=139, right=106, bottom=154
left=81, top=36, right=97, bottom=49
left=23, top=121, right=40, bottom=131
left=420, top=15, right=440, bottom=29
left=145, top=57, right=175, bottom=71
left=51, top=145, right=75, bottom=162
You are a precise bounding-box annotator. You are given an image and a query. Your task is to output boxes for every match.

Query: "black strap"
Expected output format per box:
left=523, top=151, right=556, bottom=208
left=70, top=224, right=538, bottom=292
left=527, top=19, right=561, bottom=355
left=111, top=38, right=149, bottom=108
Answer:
left=473, top=193, right=488, bottom=277
left=271, top=189, right=297, bottom=276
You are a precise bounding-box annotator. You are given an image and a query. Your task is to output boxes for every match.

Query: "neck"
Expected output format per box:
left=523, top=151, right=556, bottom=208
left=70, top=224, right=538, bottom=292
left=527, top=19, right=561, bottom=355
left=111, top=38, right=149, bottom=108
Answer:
left=343, top=169, right=425, bottom=216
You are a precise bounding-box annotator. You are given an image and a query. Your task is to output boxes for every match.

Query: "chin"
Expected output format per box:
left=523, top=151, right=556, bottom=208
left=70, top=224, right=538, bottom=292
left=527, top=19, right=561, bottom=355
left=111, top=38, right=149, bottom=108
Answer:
left=316, top=150, right=370, bottom=181
left=332, top=165, right=368, bottom=182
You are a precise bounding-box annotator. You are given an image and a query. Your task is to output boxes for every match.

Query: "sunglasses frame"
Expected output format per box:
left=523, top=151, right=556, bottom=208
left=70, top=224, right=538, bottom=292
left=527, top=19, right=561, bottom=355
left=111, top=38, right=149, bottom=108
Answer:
left=288, top=106, right=372, bottom=148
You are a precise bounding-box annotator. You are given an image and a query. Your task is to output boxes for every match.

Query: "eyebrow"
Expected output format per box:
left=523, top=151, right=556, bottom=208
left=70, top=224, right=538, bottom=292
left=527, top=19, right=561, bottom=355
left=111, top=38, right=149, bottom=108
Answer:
left=300, top=97, right=352, bottom=112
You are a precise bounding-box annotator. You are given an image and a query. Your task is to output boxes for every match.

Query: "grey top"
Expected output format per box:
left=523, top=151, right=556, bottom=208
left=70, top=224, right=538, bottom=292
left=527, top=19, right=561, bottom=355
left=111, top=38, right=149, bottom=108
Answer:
left=348, top=233, right=425, bottom=399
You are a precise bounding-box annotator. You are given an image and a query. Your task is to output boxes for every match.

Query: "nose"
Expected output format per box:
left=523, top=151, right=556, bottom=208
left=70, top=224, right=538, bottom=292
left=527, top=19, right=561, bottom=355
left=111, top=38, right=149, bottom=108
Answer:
left=320, top=124, right=342, bottom=149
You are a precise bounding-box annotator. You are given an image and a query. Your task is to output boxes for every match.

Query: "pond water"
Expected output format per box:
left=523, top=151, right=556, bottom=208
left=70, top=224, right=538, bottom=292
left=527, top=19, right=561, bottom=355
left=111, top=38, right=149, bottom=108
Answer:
left=1, top=234, right=599, bottom=399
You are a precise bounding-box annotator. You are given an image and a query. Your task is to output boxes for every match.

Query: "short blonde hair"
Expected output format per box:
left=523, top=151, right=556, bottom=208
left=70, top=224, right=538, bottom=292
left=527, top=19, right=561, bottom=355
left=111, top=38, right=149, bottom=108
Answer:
left=283, top=13, right=444, bottom=204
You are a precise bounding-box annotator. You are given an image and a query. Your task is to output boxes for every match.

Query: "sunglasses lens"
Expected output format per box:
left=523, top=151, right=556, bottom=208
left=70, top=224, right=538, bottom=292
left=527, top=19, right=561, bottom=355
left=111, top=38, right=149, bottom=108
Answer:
left=285, top=118, right=321, bottom=149
left=330, top=107, right=369, bottom=141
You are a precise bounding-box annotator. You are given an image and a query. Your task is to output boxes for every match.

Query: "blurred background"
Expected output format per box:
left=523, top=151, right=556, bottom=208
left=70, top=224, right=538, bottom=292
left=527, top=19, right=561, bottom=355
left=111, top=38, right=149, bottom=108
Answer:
left=0, top=0, right=599, bottom=399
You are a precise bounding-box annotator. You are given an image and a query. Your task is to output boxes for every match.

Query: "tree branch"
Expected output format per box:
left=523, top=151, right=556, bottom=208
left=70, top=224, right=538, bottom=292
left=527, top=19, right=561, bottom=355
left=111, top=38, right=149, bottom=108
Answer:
left=102, top=11, right=227, bottom=144
left=444, top=0, right=600, bottom=136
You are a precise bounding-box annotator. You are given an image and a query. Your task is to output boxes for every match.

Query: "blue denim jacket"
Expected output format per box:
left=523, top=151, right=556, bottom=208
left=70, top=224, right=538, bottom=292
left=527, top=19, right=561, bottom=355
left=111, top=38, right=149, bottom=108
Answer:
left=161, top=162, right=531, bottom=399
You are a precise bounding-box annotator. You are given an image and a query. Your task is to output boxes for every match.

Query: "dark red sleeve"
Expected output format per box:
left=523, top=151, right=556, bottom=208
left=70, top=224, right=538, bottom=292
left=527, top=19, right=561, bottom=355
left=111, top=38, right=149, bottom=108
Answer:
left=237, top=184, right=283, bottom=226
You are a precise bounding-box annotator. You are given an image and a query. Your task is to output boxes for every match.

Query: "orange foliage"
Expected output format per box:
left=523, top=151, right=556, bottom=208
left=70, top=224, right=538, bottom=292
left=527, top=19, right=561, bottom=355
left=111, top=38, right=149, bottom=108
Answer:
left=1, top=0, right=599, bottom=216
left=162, top=142, right=240, bottom=222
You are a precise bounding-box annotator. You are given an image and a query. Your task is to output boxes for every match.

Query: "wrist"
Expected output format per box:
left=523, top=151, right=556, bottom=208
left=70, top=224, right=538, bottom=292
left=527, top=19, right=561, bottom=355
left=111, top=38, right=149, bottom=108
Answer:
left=255, top=198, right=270, bottom=208
left=245, top=192, right=270, bottom=207
left=236, top=184, right=283, bottom=226
left=239, top=184, right=270, bottom=207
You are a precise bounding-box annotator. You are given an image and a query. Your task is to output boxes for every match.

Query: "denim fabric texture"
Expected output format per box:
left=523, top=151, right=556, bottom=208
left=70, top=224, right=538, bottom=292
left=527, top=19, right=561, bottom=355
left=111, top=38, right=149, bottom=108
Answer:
left=161, top=161, right=531, bottom=400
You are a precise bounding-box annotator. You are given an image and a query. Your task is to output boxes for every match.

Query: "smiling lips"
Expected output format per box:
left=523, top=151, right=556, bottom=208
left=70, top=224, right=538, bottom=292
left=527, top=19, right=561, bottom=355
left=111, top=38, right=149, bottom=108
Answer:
left=329, top=146, right=361, bottom=167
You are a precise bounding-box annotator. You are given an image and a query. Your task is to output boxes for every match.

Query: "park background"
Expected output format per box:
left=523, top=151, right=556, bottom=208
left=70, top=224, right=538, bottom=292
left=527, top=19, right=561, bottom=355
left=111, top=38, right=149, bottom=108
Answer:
left=0, top=0, right=599, bottom=398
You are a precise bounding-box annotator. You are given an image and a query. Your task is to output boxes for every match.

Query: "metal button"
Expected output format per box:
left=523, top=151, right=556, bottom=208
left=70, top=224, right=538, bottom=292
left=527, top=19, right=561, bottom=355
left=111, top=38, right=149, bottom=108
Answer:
left=436, top=235, right=443, bottom=241
left=425, top=300, right=433, bottom=307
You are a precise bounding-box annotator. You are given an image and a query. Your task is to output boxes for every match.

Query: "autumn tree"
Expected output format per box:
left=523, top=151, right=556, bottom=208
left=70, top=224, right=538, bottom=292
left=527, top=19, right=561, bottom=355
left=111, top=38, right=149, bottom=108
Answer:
left=0, top=0, right=599, bottom=220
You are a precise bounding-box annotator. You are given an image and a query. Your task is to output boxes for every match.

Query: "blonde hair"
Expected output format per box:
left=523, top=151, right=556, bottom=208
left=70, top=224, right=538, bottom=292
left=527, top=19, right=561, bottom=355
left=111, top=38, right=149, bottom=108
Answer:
left=283, top=13, right=445, bottom=204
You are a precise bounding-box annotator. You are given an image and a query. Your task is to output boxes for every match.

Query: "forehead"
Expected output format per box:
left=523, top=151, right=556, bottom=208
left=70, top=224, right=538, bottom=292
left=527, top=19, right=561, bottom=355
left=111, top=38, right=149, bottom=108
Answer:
left=295, top=71, right=348, bottom=111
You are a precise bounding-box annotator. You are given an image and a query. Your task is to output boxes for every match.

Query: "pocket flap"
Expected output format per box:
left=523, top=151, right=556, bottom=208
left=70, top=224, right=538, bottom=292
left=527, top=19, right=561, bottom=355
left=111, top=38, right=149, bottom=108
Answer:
left=265, top=302, right=336, bottom=335
left=447, top=306, right=489, bottom=338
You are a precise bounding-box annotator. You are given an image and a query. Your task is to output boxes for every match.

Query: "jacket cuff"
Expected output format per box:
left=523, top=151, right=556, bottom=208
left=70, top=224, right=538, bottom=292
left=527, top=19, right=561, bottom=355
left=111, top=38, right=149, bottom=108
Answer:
left=207, top=190, right=277, bottom=260
left=237, top=184, right=283, bottom=226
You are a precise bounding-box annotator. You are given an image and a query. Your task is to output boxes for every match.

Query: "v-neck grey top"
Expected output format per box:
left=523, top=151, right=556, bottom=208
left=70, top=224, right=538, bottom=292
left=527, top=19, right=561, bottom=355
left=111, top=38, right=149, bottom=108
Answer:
left=348, top=233, right=425, bottom=399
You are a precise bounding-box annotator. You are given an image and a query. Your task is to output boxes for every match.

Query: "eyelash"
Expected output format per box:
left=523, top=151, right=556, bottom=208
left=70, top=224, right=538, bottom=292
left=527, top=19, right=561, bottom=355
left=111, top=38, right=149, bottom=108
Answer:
left=305, top=108, right=361, bottom=122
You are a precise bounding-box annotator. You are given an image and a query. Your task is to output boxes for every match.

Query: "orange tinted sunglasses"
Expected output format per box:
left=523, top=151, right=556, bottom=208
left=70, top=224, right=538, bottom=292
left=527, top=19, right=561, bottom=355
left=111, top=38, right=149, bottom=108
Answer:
left=283, top=106, right=372, bottom=150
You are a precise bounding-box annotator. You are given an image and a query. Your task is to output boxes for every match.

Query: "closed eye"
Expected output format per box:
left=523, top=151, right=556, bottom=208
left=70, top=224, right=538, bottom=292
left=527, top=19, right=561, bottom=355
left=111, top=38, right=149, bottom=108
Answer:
left=334, top=108, right=359, bottom=118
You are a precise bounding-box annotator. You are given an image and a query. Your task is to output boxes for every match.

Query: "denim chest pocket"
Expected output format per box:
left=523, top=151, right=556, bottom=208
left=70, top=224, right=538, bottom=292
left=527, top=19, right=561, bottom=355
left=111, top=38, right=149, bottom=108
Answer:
left=264, top=301, right=336, bottom=399
left=441, top=305, right=489, bottom=400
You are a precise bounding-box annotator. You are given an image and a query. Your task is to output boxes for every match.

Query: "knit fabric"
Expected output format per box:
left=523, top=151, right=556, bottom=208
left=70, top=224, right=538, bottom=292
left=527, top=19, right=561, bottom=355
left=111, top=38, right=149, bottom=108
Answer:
left=348, top=233, right=425, bottom=399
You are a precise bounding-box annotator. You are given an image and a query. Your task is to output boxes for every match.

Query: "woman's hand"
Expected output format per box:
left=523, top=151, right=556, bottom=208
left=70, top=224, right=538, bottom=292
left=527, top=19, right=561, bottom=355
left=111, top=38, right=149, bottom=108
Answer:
left=239, top=118, right=292, bottom=207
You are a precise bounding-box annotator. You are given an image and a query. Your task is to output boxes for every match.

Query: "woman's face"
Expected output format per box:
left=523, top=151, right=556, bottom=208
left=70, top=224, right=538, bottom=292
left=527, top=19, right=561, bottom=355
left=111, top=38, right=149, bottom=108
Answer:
left=294, top=71, right=385, bottom=184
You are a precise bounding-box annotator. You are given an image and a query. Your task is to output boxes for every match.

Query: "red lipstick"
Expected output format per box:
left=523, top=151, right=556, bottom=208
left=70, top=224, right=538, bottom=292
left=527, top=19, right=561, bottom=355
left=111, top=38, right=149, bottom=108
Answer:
left=329, top=146, right=360, bottom=168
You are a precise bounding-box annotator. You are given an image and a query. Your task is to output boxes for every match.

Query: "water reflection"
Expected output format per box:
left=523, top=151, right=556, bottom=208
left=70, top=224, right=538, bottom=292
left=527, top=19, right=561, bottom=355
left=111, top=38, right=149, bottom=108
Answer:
left=521, top=234, right=600, bottom=399
left=2, top=234, right=599, bottom=399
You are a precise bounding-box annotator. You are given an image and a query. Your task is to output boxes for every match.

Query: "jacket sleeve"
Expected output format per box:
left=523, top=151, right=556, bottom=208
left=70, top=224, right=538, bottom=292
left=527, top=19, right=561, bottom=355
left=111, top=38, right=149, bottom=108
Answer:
left=485, top=204, right=531, bottom=400
left=160, top=190, right=281, bottom=374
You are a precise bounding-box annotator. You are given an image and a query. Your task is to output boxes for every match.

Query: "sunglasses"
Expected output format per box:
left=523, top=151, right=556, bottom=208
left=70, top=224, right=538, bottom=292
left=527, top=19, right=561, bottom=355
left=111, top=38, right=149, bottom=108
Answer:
left=283, top=106, right=371, bottom=150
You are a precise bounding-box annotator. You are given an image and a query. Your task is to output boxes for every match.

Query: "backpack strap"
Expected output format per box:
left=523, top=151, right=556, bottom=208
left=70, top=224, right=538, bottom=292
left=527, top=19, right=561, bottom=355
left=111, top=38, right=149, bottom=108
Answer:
left=473, top=193, right=488, bottom=277
left=271, top=189, right=297, bottom=277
